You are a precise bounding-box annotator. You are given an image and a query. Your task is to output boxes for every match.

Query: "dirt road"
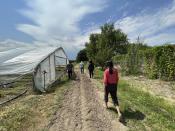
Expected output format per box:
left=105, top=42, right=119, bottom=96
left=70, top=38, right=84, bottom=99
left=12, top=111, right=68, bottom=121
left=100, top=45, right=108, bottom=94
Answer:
left=48, top=70, right=127, bottom=131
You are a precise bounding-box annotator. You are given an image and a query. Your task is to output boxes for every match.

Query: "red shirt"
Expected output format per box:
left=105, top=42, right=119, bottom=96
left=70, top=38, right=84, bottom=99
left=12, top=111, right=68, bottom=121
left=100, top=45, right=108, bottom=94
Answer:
left=103, top=68, right=119, bottom=86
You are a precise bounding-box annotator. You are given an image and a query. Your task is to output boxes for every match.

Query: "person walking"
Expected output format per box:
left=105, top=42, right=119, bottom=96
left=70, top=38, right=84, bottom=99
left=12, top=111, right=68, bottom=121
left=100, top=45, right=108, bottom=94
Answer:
left=80, top=61, right=84, bottom=74
left=66, top=62, right=73, bottom=79
left=88, top=60, right=94, bottom=78
left=103, top=61, right=122, bottom=121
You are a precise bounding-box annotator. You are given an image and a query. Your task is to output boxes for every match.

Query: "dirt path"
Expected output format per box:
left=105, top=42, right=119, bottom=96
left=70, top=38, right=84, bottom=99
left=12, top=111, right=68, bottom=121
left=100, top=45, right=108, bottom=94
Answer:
left=48, top=70, right=127, bottom=131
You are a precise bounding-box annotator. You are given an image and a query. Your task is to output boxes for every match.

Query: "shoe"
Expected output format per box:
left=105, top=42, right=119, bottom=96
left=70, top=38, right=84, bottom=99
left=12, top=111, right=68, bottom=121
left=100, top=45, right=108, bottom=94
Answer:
left=118, top=115, right=123, bottom=123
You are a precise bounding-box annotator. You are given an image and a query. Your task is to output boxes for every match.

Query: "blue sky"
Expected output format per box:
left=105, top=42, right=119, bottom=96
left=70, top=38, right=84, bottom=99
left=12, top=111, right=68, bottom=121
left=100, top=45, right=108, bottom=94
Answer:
left=0, top=0, right=175, bottom=58
left=0, top=0, right=34, bottom=42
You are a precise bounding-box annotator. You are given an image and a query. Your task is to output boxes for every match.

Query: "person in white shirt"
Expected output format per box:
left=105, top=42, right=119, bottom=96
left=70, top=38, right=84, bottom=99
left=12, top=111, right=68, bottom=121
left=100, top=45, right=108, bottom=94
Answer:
left=80, top=61, right=84, bottom=74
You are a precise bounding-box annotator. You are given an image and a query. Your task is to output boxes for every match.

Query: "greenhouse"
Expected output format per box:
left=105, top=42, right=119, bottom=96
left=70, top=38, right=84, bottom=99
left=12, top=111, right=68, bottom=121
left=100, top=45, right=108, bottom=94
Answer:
left=0, top=46, right=69, bottom=93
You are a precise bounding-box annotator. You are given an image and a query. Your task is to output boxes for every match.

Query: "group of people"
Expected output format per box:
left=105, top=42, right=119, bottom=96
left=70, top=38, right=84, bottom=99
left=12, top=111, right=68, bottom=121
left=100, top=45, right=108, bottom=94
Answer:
left=66, top=60, right=122, bottom=121
left=79, top=60, right=95, bottom=78
left=66, top=60, right=95, bottom=79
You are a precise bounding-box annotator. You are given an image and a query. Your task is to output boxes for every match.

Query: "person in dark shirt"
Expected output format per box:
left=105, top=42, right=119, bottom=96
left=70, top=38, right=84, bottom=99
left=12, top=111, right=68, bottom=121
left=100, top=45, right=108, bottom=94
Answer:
left=88, top=60, right=95, bottom=78
left=66, top=62, right=73, bottom=79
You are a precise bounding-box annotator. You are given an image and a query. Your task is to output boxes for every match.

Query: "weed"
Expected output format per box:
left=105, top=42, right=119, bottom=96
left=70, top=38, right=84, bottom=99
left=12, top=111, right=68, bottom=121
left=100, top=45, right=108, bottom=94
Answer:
left=94, top=68, right=175, bottom=131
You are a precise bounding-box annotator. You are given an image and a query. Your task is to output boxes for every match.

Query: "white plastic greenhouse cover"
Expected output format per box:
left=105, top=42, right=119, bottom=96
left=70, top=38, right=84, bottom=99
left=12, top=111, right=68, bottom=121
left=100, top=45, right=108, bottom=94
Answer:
left=0, top=46, right=68, bottom=75
left=33, top=47, right=69, bottom=92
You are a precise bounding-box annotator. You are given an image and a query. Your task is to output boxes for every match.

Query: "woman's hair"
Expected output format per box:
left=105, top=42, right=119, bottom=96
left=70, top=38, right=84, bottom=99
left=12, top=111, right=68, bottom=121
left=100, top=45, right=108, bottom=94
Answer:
left=108, top=61, right=113, bottom=74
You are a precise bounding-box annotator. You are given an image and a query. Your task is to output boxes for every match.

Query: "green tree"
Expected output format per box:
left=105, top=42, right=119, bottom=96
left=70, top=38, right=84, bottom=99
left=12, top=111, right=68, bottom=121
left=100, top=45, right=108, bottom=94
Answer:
left=126, top=43, right=143, bottom=75
left=95, top=47, right=113, bottom=68
left=101, top=23, right=128, bottom=54
left=76, top=49, right=88, bottom=62
left=143, top=44, right=175, bottom=81
left=85, top=23, right=128, bottom=67
left=85, top=34, right=100, bottom=62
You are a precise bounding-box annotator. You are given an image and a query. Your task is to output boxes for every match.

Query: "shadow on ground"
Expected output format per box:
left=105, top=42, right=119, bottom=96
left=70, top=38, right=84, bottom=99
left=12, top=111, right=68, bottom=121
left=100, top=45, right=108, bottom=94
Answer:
left=108, top=107, right=145, bottom=125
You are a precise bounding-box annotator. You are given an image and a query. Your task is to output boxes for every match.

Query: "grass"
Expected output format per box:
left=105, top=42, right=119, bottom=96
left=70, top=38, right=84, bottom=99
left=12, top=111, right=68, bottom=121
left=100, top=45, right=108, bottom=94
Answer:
left=0, top=75, right=72, bottom=131
left=0, top=74, right=32, bottom=99
left=94, top=68, right=175, bottom=131
left=171, top=82, right=175, bottom=90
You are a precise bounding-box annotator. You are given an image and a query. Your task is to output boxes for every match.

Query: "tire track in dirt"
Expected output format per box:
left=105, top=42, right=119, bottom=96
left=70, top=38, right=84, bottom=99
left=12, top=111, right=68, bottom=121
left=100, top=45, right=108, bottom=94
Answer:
left=80, top=73, right=112, bottom=131
left=49, top=70, right=127, bottom=131
left=49, top=75, right=82, bottom=131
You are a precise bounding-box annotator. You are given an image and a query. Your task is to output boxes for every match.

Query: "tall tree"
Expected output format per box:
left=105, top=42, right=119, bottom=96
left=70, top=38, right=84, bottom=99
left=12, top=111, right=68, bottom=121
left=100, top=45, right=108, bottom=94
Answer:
left=76, top=49, right=88, bottom=62
left=86, top=33, right=100, bottom=62
left=82, top=23, right=129, bottom=68
left=100, top=23, right=128, bottom=54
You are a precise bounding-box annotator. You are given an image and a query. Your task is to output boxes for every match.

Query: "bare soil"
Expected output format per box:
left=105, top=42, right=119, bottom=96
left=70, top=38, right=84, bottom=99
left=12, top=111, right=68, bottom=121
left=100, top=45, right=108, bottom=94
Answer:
left=48, top=70, right=127, bottom=131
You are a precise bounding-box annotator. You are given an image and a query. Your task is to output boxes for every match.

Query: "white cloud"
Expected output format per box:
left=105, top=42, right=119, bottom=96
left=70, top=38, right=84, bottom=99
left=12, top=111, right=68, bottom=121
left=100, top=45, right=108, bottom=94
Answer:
left=17, top=0, right=106, bottom=45
left=0, top=39, right=32, bottom=51
left=115, top=0, right=175, bottom=45
left=146, top=33, right=175, bottom=46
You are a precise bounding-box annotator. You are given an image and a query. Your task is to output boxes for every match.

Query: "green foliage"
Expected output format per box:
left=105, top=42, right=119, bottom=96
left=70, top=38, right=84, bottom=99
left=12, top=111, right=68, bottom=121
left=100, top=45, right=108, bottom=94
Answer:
left=113, top=54, right=127, bottom=75
left=78, top=23, right=175, bottom=81
left=144, top=45, right=175, bottom=80
left=113, top=43, right=148, bottom=75
left=144, top=48, right=158, bottom=79
left=76, top=49, right=88, bottom=62
left=94, top=68, right=175, bottom=130
left=126, top=44, right=144, bottom=75
left=85, top=34, right=99, bottom=62
left=85, top=23, right=128, bottom=67
left=100, top=23, right=128, bottom=54
left=95, top=47, right=113, bottom=67
left=118, top=80, right=175, bottom=131
left=0, top=77, right=71, bottom=131
left=113, top=43, right=175, bottom=81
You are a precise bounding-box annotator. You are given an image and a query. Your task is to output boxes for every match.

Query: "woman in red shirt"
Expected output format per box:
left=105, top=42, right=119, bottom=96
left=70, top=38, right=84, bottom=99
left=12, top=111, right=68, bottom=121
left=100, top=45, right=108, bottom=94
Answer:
left=103, top=61, right=122, bottom=120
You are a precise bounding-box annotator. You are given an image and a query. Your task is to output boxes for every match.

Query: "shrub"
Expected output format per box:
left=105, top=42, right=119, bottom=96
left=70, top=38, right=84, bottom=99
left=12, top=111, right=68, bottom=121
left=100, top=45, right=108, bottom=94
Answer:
left=144, top=45, right=175, bottom=81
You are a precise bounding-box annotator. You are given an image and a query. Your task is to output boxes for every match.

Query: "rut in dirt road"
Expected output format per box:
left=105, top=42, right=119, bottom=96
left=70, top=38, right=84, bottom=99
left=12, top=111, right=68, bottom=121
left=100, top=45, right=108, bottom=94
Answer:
left=49, top=71, right=127, bottom=131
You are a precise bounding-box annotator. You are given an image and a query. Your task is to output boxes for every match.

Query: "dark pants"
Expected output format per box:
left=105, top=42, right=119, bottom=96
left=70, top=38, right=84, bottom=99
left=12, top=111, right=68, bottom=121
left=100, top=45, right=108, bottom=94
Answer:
left=104, top=84, right=119, bottom=106
left=89, top=70, right=94, bottom=78
left=68, top=70, right=72, bottom=79
left=80, top=68, right=84, bottom=74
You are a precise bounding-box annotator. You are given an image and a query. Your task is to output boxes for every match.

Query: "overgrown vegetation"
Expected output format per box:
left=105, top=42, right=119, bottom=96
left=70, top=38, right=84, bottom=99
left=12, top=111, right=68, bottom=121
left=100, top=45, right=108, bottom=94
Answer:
left=144, top=45, right=175, bottom=80
left=0, top=75, right=71, bottom=131
left=113, top=42, right=150, bottom=75
left=94, top=68, right=175, bottom=131
left=113, top=44, right=175, bottom=81
left=77, top=23, right=175, bottom=81
left=119, top=80, right=175, bottom=131
left=85, top=23, right=128, bottom=68
left=76, top=49, right=88, bottom=62
left=0, top=74, right=32, bottom=100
